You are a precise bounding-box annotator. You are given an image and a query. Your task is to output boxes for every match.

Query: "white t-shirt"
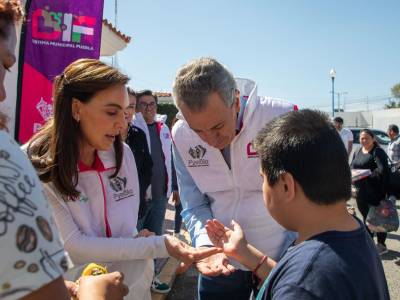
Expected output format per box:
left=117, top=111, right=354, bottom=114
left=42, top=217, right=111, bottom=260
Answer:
left=0, top=131, right=69, bottom=300
left=338, top=128, right=354, bottom=153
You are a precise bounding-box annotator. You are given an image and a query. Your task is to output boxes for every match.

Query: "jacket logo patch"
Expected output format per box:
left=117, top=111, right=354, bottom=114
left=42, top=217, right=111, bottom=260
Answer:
left=110, top=176, right=135, bottom=201
left=247, top=142, right=259, bottom=158
left=188, top=145, right=209, bottom=167
left=110, top=176, right=127, bottom=192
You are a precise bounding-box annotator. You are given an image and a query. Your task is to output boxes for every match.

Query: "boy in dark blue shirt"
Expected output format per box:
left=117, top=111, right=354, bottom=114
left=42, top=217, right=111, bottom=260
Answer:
left=206, top=110, right=389, bottom=300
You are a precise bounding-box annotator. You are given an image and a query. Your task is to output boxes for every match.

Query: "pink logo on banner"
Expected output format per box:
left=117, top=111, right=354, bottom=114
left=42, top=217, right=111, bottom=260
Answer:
left=32, top=7, right=96, bottom=47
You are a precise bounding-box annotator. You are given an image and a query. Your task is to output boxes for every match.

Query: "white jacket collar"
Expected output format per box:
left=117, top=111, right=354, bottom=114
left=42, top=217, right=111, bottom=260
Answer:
left=97, top=146, right=117, bottom=170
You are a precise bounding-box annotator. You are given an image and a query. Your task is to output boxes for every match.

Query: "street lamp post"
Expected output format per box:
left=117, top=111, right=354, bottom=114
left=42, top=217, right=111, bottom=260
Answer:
left=330, top=68, right=336, bottom=117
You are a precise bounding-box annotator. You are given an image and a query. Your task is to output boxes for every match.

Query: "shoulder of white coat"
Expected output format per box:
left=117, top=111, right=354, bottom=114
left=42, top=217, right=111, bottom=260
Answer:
left=42, top=181, right=65, bottom=203
left=258, top=96, right=297, bottom=114
left=122, top=142, right=135, bottom=163
left=171, top=119, right=192, bottom=140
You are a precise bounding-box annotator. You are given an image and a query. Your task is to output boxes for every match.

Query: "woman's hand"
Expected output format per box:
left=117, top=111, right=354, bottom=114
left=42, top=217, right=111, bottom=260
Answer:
left=164, top=235, right=221, bottom=273
left=77, top=272, right=129, bottom=300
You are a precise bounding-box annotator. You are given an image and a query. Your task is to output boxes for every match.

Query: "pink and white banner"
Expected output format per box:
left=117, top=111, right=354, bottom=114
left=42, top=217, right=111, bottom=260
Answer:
left=16, top=0, right=104, bottom=143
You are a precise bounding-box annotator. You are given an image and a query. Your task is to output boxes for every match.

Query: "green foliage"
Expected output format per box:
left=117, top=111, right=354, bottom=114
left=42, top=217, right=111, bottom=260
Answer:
left=385, top=83, right=400, bottom=109
left=385, top=100, right=400, bottom=109
left=392, top=83, right=400, bottom=99
left=158, top=103, right=179, bottom=128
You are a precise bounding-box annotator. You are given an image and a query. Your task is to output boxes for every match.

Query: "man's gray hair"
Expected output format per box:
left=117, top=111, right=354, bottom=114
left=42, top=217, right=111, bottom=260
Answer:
left=172, top=57, right=237, bottom=111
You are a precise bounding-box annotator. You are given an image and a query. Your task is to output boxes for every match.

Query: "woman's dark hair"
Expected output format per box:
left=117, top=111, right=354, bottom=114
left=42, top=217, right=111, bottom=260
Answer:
left=27, top=58, right=129, bottom=198
left=360, top=129, right=379, bottom=148
left=255, top=109, right=351, bottom=204
left=127, top=86, right=136, bottom=97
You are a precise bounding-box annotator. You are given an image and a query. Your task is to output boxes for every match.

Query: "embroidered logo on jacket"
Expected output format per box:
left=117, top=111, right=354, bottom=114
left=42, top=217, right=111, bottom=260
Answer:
left=246, top=142, right=259, bottom=158
left=110, top=176, right=135, bottom=201
left=188, top=145, right=209, bottom=167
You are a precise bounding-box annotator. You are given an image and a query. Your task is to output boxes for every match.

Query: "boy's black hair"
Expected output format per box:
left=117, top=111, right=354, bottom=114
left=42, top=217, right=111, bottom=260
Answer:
left=254, top=109, right=351, bottom=205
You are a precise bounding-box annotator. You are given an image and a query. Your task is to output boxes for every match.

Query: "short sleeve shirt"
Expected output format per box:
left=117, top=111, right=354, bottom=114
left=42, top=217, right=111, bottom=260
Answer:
left=387, top=136, right=400, bottom=162
left=260, top=219, right=389, bottom=300
left=339, top=128, right=353, bottom=153
left=0, top=131, right=70, bottom=300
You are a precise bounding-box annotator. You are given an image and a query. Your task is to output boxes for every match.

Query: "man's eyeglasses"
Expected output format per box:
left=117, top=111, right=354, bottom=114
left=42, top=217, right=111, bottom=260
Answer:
left=138, top=101, right=156, bottom=110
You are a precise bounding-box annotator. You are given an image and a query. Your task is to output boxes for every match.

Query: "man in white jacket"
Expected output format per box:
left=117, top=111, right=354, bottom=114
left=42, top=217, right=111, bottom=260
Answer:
left=135, top=89, right=174, bottom=294
left=172, top=57, right=297, bottom=299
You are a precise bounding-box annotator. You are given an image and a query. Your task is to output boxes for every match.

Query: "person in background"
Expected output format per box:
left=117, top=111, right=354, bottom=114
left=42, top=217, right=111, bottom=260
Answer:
left=387, top=124, right=400, bottom=163
left=351, top=129, right=390, bottom=255
left=25, top=59, right=219, bottom=300
left=206, top=110, right=389, bottom=300
left=333, top=116, right=353, bottom=156
left=123, top=87, right=153, bottom=220
left=0, top=1, right=128, bottom=299
left=135, top=89, right=177, bottom=294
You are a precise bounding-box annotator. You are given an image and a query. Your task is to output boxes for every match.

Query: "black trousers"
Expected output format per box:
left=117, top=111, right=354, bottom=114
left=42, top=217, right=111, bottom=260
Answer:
left=356, top=198, right=387, bottom=245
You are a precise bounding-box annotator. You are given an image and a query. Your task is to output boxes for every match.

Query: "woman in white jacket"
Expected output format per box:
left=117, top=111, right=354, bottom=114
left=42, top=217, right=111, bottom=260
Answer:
left=25, top=59, right=218, bottom=300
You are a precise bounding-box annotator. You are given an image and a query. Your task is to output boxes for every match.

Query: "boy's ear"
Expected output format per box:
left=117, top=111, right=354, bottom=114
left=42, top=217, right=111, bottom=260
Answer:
left=280, top=172, right=296, bottom=203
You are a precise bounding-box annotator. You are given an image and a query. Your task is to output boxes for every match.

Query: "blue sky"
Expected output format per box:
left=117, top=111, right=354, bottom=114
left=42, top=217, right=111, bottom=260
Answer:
left=103, top=0, right=400, bottom=111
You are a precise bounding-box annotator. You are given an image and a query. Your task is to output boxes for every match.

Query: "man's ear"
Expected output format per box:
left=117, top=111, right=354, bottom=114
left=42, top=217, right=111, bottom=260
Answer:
left=71, top=98, right=82, bottom=122
left=280, top=172, right=296, bottom=203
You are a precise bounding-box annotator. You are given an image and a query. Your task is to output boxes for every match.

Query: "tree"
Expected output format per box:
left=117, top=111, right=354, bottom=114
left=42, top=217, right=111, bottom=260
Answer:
left=392, top=83, right=400, bottom=99
left=385, top=82, right=400, bottom=109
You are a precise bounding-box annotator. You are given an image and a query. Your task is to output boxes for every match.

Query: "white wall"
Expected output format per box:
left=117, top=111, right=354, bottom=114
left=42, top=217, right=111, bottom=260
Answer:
left=336, top=108, right=400, bottom=131
left=371, top=108, right=400, bottom=131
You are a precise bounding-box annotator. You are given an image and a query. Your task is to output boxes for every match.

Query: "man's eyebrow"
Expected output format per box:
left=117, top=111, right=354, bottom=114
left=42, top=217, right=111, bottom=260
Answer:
left=190, top=121, right=224, bottom=132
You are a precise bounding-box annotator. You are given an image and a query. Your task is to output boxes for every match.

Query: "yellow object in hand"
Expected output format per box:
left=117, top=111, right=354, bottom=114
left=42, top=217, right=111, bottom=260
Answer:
left=81, top=263, right=108, bottom=276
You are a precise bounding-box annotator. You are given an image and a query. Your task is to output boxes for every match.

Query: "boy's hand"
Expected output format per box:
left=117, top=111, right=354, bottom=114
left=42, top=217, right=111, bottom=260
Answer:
left=77, top=272, right=129, bottom=300
left=164, top=235, right=221, bottom=273
left=205, top=219, right=249, bottom=262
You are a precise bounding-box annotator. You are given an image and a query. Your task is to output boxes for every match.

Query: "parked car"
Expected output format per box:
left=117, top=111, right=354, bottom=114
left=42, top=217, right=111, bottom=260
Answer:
left=348, top=127, right=389, bottom=160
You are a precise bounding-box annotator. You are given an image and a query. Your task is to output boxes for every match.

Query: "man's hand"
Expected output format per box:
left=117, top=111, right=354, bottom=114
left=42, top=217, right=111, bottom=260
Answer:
left=170, top=191, right=180, bottom=206
left=164, top=235, right=221, bottom=274
left=195, top=252, right=235, bottom=276
left=77, top=272, right=129, bottom=300
left=205, top=219, right=249, bottom=262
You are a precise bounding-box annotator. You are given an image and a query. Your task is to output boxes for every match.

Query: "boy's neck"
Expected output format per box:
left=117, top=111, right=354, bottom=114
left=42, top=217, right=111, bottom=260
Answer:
left=294, top=201, right=359, bottom=245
